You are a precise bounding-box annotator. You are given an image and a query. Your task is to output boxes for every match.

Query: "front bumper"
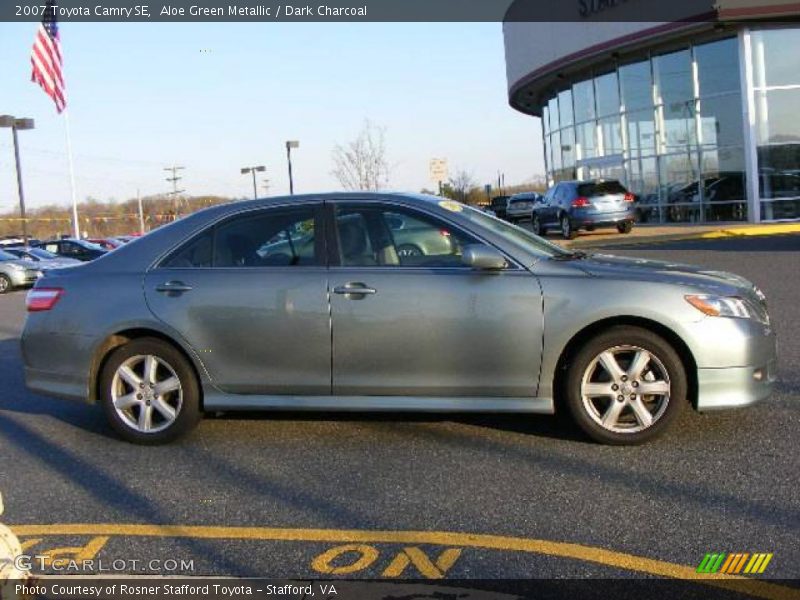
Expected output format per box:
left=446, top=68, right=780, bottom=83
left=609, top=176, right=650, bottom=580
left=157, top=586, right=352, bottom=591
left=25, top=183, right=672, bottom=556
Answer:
left=688, top=316, right=777, bottom=411
left=6, top=269, right=39, bottom=287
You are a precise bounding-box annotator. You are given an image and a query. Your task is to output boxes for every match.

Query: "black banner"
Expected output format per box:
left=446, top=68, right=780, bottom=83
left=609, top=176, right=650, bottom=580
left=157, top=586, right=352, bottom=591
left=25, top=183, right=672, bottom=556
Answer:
left=7, top=578, right=800, bottom=600
left=1, top=0, right=734, bottom=23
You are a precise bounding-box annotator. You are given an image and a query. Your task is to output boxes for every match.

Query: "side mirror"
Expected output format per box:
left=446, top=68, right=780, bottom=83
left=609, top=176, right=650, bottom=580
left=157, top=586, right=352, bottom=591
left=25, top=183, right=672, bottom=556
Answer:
left=461, top=244, right=507, bottom=270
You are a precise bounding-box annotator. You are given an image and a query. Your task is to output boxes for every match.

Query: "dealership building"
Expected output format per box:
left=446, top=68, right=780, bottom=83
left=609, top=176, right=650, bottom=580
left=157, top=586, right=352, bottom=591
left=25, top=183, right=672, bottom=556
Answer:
left=503, top=3, right=800, bottom=223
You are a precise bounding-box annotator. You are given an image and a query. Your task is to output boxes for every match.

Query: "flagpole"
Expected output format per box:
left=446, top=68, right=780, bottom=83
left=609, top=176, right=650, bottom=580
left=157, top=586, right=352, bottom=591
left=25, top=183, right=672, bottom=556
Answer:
left=63, top=108, right=80, bottom=238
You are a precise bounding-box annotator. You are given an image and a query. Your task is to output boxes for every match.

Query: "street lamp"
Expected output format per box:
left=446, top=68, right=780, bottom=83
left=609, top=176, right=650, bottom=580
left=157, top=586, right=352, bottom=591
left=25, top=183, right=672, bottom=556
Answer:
left=0, top=116, right=34, bottom=245
left=285, top=140, right=299, bottom=195
left=240, top=165, right=266, bottom=200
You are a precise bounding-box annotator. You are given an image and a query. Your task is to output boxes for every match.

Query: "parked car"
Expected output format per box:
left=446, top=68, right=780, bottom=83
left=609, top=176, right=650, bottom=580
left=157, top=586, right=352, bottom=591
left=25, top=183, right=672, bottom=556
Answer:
left=533, top=180, right=636, bottom=239
left=33, top=238, right=108, bottom=262
left=22, top=192, right=775, bottom=446
left=0, top=237, right=41, bottom=248
left=0, top=249, right=40, bottom=294
left=490, top=195, right=511, bottom=220
left=4, top=247, right=82, bottom=270
left=506, top=192, right=543, bottom=223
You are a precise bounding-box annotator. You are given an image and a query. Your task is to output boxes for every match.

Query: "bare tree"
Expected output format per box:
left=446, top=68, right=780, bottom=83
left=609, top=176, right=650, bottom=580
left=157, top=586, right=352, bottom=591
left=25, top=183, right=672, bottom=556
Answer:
left=332, top=120, right=390, bottom=191
left=448, top=169, right=476, bottom=202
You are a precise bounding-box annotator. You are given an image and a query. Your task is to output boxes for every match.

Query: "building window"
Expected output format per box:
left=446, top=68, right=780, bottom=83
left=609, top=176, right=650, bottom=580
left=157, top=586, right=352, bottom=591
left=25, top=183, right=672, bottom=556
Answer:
left=573, top=79, right=595, bottom=123
left=752, top=28, right=800, bottom=220
left=594, top=72, right=620, bottom=119
left=619, top=61, right=653, bottom=112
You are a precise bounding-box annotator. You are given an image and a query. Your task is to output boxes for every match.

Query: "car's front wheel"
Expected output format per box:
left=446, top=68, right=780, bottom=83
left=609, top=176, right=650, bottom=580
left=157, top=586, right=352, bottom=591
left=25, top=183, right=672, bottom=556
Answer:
left=0, top=275, right=11, bottom=294
left=100, top=337, right=201, bottom=444
left=563, top=326, right=686, bottom=445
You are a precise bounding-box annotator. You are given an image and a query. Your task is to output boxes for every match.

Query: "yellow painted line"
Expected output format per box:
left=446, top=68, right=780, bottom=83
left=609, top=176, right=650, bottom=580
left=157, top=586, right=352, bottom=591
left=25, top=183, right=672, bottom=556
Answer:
left=700, top=223, right=800, bottom=239
left=9, top=524, right=799, bottom=600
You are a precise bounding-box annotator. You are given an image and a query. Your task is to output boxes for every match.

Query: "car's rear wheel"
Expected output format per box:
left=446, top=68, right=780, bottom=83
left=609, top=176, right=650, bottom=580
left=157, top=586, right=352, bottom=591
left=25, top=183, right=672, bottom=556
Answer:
left=561, top=215, right=577, bottom=240
left=563, top=326, right=686, bottom=445
left=532, top=214, right=546, bottom=236
left=617, top=221, right=633, bottom=234
left=0, top=275, right=11, bottom=294
left=100, top=337, right=201, bottom=444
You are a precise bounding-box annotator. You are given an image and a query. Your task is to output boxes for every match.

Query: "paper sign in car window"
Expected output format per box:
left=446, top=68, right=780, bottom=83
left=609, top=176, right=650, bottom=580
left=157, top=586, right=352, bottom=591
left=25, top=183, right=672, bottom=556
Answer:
left=439, top=201, right=464, bottom=212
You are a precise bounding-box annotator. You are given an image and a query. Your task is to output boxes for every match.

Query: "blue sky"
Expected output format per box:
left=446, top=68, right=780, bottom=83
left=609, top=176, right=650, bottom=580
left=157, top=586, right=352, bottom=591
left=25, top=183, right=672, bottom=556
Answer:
left=0, top=22, right=544, bottom=210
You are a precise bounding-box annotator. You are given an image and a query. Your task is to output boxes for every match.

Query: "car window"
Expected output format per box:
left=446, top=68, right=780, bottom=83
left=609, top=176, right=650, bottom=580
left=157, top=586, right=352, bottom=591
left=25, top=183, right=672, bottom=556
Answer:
left=0, top=250, right=17, bottom=261
left=162, top=230, right=213, bottom=268
left=578, top=181, right=628, bottom=196
left=43, top=243, right=59, bottom=254
left=334, top=205, right=478, bottom=268
left=215, top=207, right=319, bottom=267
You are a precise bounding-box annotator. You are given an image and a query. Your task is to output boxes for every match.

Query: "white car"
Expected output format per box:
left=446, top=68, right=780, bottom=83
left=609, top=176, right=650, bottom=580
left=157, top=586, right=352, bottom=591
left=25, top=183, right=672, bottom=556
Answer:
left=506, top=192, right=543, bottom=223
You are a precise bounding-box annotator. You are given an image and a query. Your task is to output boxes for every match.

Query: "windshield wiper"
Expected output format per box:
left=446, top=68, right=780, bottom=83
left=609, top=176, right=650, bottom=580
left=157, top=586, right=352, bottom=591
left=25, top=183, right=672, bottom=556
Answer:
left=551, top=250, right=589, bottom=261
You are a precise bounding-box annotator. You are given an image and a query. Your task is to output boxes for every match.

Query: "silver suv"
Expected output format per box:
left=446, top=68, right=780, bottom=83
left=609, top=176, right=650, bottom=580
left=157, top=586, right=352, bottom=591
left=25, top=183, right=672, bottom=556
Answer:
left=506, top=192, right=543, bottom=223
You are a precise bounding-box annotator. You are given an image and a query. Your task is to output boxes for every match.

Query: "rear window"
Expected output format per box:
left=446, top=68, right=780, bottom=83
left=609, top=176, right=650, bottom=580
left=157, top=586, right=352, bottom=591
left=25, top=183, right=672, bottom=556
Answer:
left=578, top=181, right=628, bottom=196
left=510, top=197, right=533, bottom=205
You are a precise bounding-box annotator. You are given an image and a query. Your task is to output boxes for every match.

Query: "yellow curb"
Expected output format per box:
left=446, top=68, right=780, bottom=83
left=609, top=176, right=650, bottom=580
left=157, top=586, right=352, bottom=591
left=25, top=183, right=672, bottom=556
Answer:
left=700, top=223, right=800, bottom=239
left=9, top=524, right=800, bottom=600
left=565, top=222, right=800, bottom=248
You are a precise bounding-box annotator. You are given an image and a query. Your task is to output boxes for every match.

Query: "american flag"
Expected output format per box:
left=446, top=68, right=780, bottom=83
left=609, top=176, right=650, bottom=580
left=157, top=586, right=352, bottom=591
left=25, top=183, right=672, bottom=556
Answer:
left=31, top=0, right=66, bottom=113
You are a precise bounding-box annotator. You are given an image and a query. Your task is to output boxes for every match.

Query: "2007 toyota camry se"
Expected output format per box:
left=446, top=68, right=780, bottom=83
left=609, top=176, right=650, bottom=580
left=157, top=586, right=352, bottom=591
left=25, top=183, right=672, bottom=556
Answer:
left=21, top=193, right=776, bottom=445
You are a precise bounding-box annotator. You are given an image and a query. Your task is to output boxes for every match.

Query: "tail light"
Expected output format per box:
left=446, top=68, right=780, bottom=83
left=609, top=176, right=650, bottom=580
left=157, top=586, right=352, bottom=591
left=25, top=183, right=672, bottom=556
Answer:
left=624, top=193, right=635, bottom=202
left=27, top=287, right=63, bottom=312
left=571, top=196, right=591, bottom=208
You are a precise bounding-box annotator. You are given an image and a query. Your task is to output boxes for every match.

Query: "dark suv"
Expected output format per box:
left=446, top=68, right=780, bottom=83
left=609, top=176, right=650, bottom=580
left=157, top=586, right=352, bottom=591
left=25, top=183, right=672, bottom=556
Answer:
left=34, top=238, right=108, bottom=262
left=533, top=180, right=636, bottom=239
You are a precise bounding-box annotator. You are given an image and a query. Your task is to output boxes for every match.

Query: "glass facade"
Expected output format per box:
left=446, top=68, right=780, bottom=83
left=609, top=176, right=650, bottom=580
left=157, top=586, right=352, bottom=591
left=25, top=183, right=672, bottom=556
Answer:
left=540, top=33, right=800, bottom=223
left=752, top=28, right=800, bottom=220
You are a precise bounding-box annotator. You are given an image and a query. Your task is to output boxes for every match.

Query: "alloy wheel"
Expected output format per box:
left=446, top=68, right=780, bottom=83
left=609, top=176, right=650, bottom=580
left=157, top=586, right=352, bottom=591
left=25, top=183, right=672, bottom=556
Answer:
left=580, top=345, right=671, bottom=434
left=110, top=354, right=183, bottom=434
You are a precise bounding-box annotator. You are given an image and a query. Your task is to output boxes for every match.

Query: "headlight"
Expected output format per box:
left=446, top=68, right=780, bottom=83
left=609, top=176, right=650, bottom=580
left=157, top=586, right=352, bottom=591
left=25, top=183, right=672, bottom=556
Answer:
left=685, top=294, right=768, bottom=324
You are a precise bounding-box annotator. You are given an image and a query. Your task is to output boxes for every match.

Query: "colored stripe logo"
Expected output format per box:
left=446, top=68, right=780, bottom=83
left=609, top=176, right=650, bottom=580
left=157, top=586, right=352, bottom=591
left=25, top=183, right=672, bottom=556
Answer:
left=697, top=552, right=773, bottom=574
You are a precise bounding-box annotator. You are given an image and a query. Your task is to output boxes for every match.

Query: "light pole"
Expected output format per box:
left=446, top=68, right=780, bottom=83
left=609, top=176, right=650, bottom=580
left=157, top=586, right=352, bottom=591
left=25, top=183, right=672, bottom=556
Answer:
left=241, top=165, right=266, bottom=200
left=0, top=116, right=34, bottom=246
left=286, top=140, right=299, bottom=195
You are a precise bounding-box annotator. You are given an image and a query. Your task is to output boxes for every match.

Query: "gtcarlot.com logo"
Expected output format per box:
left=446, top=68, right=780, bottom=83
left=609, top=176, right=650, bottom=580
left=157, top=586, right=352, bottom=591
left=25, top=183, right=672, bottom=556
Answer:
left=697, top=552, right=773, bottom=575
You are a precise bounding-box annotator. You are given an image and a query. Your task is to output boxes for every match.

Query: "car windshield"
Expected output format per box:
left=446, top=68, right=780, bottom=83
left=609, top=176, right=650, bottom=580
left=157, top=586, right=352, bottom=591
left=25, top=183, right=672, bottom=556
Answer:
left=458, top=205, right=570, bottom=258
left=0, top=250, right=19, bottom=261
left=578, top=181, right=627, bottom=196
left=73, top=239, right=105, bottom=251
left=28, top=248, right=59, bottom=260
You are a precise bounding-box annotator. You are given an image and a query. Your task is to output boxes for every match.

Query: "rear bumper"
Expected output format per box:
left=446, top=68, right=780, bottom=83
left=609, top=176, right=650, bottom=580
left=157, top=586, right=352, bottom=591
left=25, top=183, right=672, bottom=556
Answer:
left=571, top=208, right=634, bottom=228
left=21, top=329, right=93, bottom=402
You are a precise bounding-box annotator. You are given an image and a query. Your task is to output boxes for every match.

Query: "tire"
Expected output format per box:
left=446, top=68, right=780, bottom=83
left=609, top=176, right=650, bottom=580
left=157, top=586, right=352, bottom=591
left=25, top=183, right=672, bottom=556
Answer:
left=0, top=275, right=11, bottom=295
left=532, top=214, right=546, bottom=237
left=563, top=326, right=687, bottom=445
left=617, top=221, right=633, bottom=234
left=560, top=215, right=577, bottom=240
left=99, top=337, right=201, bottom=444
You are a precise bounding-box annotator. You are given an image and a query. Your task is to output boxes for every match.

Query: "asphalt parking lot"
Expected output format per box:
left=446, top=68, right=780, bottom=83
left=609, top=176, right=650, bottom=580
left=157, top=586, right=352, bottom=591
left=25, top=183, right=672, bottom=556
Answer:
left=0, top=234, right=798, bottom=589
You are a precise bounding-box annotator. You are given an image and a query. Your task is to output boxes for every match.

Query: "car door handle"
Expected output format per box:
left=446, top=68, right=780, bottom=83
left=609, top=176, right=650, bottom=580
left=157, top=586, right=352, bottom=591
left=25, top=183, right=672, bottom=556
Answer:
left=155, top=281, right=193, bottom=294
left=333, top=283, right=377, bottom=297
